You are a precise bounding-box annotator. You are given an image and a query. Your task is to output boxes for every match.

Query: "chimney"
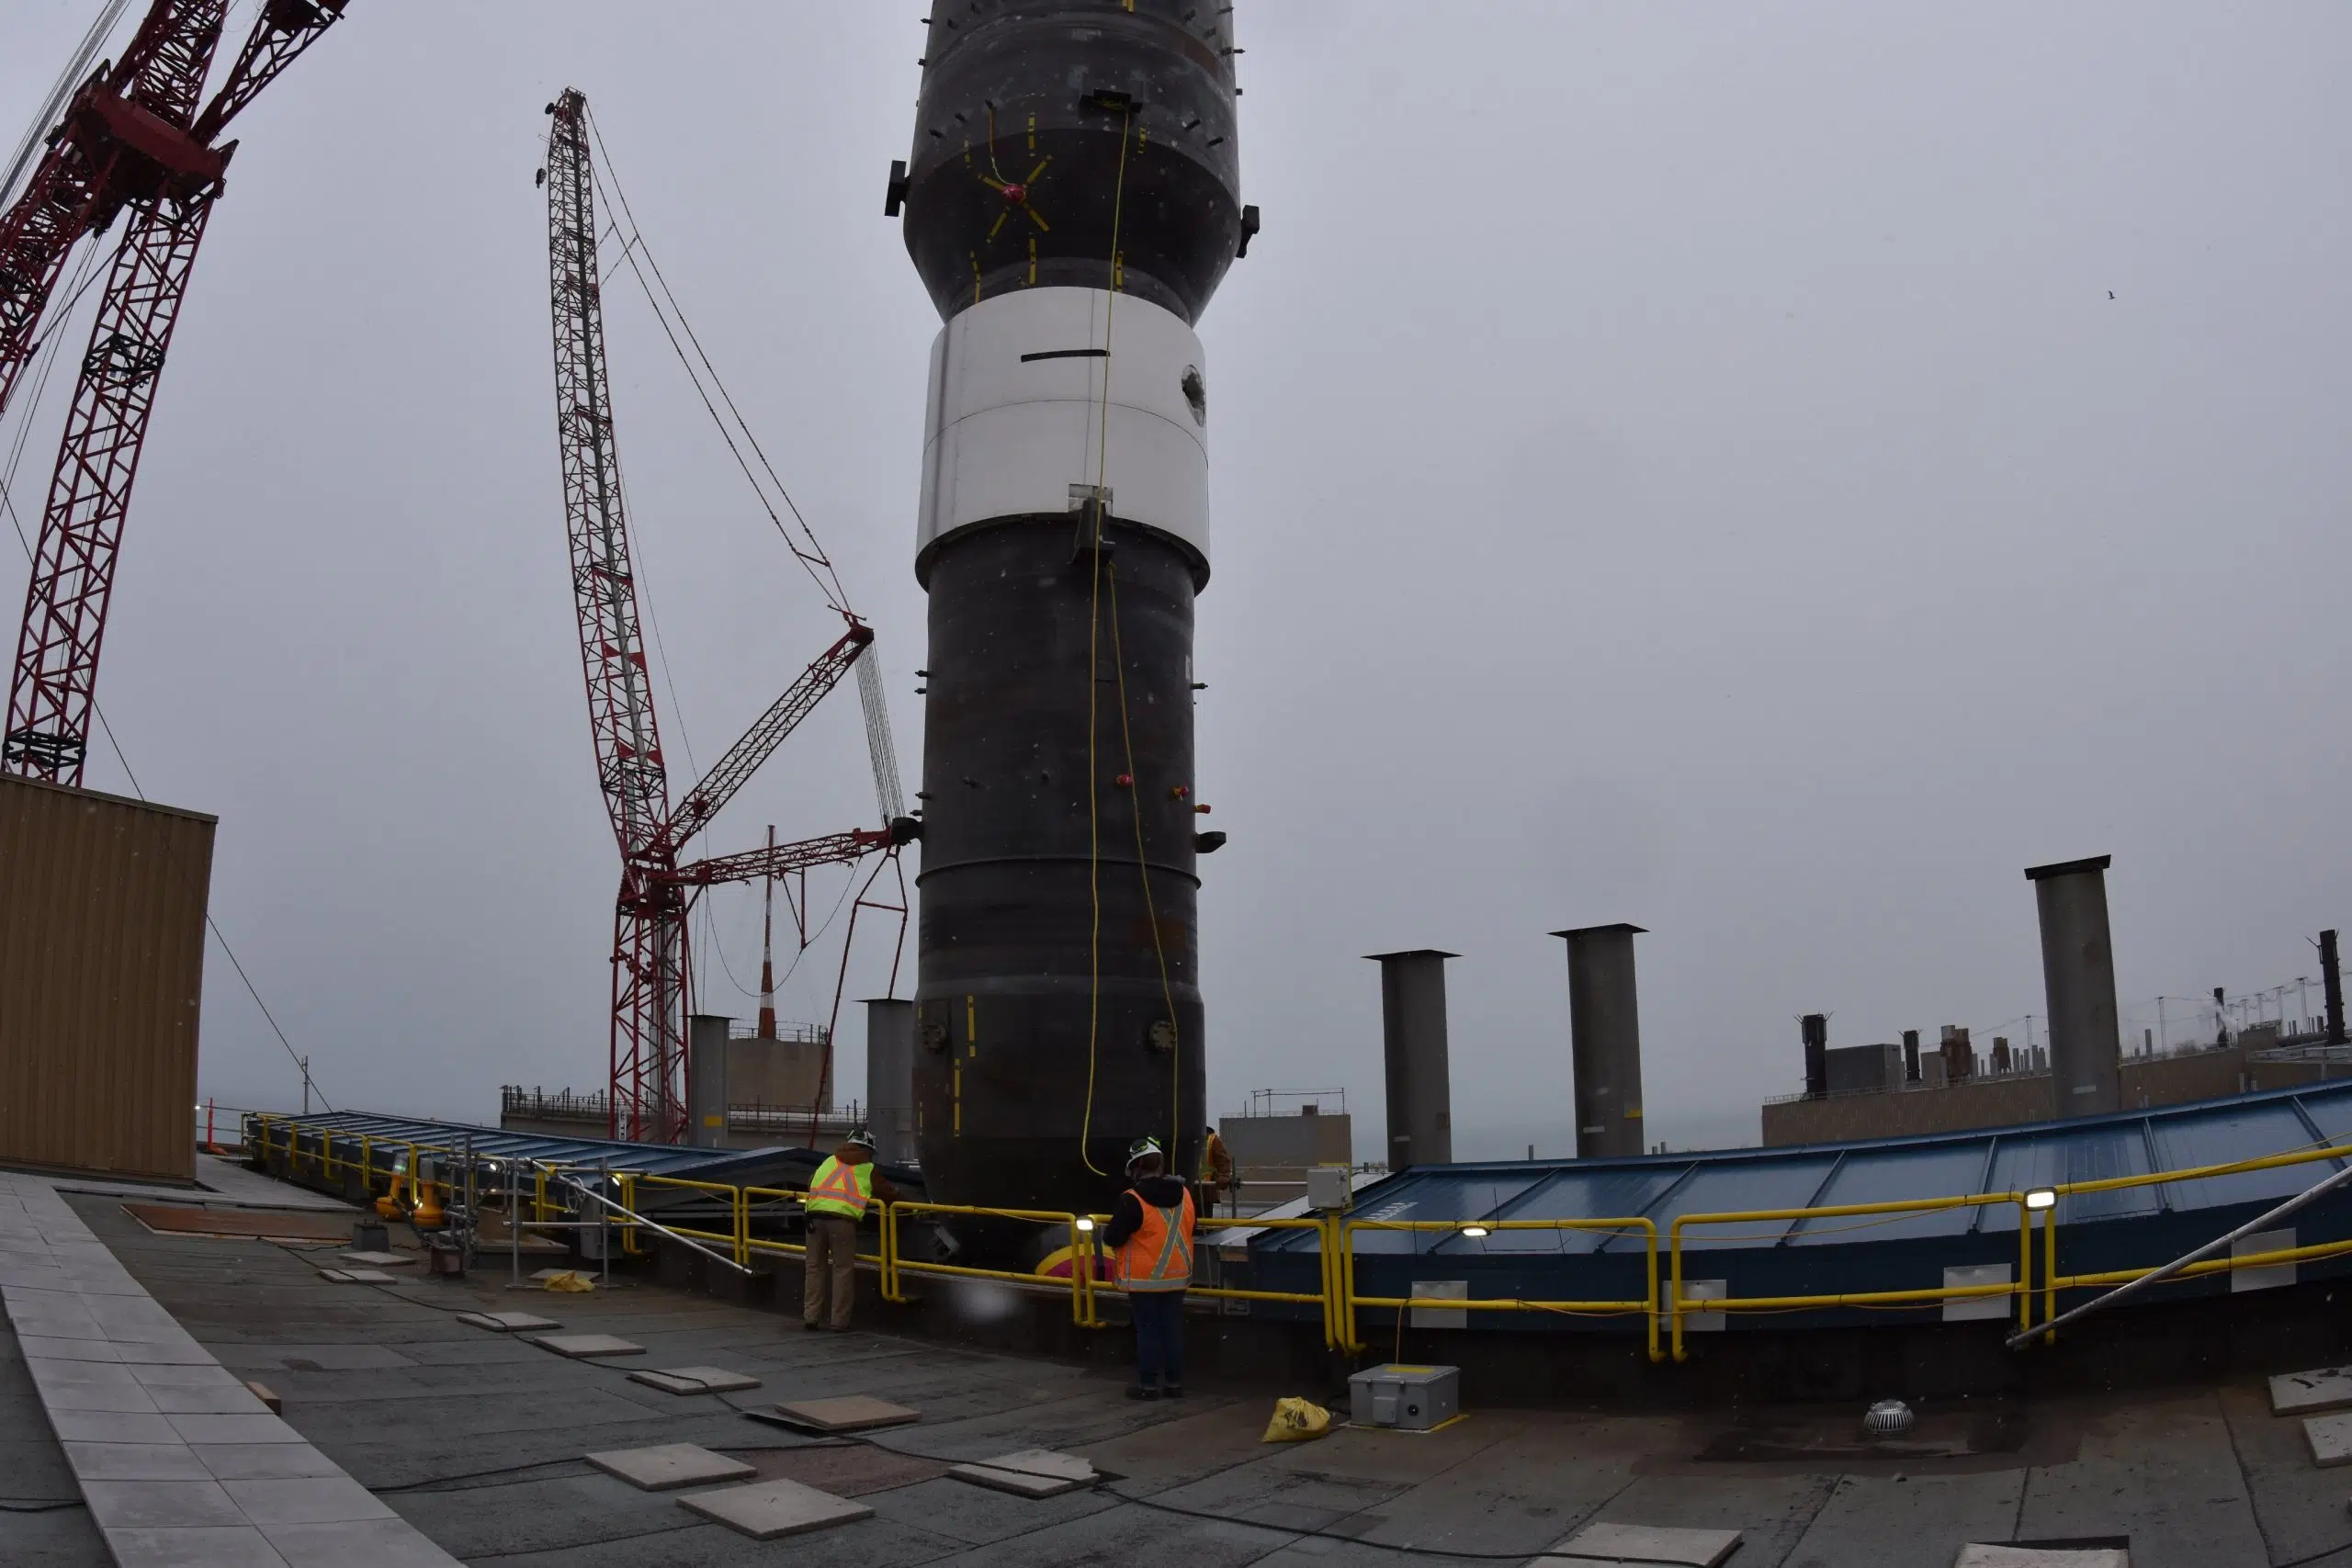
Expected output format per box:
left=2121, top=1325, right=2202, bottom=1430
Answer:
left=2324, top=931, right=2346, bottom=1046
left=1368, top=951, right=1456, bottom=1168
left=2026, top=855, right=2124, bottom=1117
left=1801, top=1013, right=1828, bottom=1099
left=1554, top=924, right=1646, bottom=1159
left=1902, top=1029, right=1920, bottom=1084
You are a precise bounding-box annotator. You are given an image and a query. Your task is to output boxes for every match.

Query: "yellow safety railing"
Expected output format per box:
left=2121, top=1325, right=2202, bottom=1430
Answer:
left=1338, top=1218, right=1662, bottom=1362
left=630, top=1174, right=751, bottom=1268
left=240, top=1111, right=2352, bottom=1358
left=1192, top=1214, right=1344, bottom=1349
left=2030, top=1136, right=2352, bottom=1344
left=1668, top=1193, right=2039, bottom=1362
left=880, top=1202, right=1108, bottom=1326
left=741, top=1185, right=810, bottom=1263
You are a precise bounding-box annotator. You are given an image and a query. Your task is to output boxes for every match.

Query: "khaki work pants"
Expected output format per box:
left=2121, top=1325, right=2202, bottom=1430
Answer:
left=803, top=1213, right=860, bottom=1328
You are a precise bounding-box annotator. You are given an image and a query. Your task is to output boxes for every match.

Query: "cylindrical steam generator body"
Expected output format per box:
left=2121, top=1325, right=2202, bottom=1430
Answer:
left=895, top=0, right=1247, bottom=1214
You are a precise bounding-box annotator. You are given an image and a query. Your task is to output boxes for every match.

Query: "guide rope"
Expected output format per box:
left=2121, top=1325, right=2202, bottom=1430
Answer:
left=1077, top=106, right=1137, bottom=1178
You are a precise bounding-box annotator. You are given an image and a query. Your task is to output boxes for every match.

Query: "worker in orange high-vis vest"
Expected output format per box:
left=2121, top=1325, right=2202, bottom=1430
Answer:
left=1102, top=1136, right=1195, bottom=1399
left=801, top=1131, right=897, bottom=1331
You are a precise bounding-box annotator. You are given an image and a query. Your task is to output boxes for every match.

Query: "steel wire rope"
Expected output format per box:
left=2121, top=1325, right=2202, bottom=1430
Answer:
left=581, top=107, right=852, bottom=619
left=0, top=240, right=327, bottom=1110
left=1106, top=562, right=1186, bottom=1160
left=1077, top=106, right=1137, bottom=1177
left=699, top=863, right=862, bottom=1021
left=0, top=0, right=134, bottom=209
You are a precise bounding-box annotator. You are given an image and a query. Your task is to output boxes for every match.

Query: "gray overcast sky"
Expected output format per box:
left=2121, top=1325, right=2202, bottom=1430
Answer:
left=4, top=3, right=2347, bottom=1156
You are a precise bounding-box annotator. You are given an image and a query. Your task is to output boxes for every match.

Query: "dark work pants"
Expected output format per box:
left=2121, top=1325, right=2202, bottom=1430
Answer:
left=1128, top=1289, right=1185, bottom=1389
left=803, top=1214, right=859, bottom=1328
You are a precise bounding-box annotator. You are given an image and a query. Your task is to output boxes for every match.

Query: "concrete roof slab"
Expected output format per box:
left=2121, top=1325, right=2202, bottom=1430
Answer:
left=101, top=1524, right=291, bottom=1568
left=585, top=1441, right=759, bottom=1492
left=677, top=1475, right=875, bottom=1539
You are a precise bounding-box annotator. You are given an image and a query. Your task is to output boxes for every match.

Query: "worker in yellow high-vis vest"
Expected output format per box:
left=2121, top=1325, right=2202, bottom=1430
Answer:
left=801, top=1131, right=896, bottom=1331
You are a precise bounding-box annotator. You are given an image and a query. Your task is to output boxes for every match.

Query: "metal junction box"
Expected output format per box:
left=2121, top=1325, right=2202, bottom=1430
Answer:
left=1349, top=1363, right=1460, bottom=1430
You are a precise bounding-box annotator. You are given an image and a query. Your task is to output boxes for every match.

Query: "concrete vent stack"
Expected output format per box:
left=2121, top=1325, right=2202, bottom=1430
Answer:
left=2027, top=854, right=2124, bottom=1117
left=863, top=998, right=916, bottom=1166
left=1553, top=924, right=1646, bottom=1159
left=1368, top=950, right=1456, bottom=1169
left=1801, top=1013, right=1828, bottom=1099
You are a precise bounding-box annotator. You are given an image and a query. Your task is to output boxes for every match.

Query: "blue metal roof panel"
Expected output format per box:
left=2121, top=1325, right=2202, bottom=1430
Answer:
left=1308, top=1078, right=2352, bottom=1249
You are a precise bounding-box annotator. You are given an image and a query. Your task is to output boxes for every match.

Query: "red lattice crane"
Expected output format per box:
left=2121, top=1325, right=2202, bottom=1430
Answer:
left=544, top=89, right=904, bottom=1144
left=0, top=0, right=352, bottom=783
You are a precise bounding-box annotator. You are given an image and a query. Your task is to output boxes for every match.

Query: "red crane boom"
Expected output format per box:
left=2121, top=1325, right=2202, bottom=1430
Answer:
left=0, top=0, right=352, bottom=782
left=544, top=89, right=892, bottom=1144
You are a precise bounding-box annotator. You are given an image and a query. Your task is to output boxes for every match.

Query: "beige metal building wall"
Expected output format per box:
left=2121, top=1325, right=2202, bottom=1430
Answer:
left=0, top=776, right=214, bottom=1180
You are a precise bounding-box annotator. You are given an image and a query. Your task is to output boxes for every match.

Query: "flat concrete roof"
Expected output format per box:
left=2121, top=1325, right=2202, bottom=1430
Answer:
left=6, top=1175, right=2352, bottom=1567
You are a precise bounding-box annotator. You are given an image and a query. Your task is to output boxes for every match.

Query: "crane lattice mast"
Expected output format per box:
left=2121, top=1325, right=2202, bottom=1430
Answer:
left=0, top=0, right=351, bottom=783
left=544, top=89, right=899, bottom=1143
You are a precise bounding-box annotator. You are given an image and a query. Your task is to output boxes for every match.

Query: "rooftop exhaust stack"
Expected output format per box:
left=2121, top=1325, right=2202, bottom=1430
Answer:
left=1902, top=1029, right=1921, bottom=1084
left=2323, top=930, right=2346, bottom=1046
left=2026, top=855, right=2124, bottom=1117
left=894, top=0, right=1250, bottom=1211
left=1553, top=924, right=1646, bottom=1158
left=1802, top=1013, right=1828, bottom=1099
left=864, top=998, right=916, bottom=1167
left=686, top=1014, right=730, bottom=1149
left=1369, top=950, right=1455, bottom=1169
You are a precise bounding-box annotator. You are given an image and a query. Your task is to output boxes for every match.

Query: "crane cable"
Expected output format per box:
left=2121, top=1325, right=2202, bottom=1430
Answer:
left=1106, top=558, right=1185, bottom=1164
left=1079, top=108, right=1188, bottom=1175
left=1077, top=107, right=1137, bottom=1178
left=579, top=105, right=854, bottom=623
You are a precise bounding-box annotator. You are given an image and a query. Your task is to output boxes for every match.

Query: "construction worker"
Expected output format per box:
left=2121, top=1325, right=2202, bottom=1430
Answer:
left=1103, top=1135, right=1194, bottom=1399
left=801, top=1130, right=896, bottom=1332
left=1200, top=1123, right=1234, bottom=1216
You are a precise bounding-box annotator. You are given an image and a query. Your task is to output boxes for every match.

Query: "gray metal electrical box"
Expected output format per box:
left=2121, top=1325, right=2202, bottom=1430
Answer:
left=1306, top=1165, right=1353, bottom=1212
left=1349, top=1363, right=1460, bottom=1430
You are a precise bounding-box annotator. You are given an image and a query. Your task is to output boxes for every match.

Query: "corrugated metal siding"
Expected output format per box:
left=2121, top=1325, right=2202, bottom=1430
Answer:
left=0, top=776, right=215, bottom=1181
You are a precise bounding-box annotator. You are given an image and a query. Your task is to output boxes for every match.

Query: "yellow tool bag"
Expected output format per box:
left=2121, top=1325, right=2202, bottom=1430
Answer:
left=1261, top=1396, right=1332, bottom=1443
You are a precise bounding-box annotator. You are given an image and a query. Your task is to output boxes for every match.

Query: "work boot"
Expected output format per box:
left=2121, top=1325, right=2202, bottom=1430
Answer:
left=1125, top=1385, right=1160, bottom=1401
left=1161, top=1385, right=1186, bottom=1399
left=802, top=1320, right=821, bottom=1331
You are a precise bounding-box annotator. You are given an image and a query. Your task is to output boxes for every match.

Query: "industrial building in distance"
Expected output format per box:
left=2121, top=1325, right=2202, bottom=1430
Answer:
left=1761, top=855, right=2351, bottom=1145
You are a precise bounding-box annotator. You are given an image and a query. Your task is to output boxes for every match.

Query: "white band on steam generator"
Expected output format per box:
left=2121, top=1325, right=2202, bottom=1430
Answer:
left=916, top=286, right=1209, bottom=580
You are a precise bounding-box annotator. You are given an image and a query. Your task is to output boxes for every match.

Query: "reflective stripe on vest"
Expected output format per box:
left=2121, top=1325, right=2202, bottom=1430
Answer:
left=1115, top=1188, right=1194, bottom=1292
left=805, top=1156, right=871, bottom=1220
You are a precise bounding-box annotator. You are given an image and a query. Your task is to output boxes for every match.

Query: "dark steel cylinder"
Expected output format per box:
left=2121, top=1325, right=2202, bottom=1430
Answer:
left=1370, top=951, right=1455, bottom=1169
left=1555, top=925, right=1646, bottom=1159
left=2027, top=855, right=2124, bottom=1117
left=895, top=5, right=1245, bottom=1214
left=899, top=1, right=1243, bottom=325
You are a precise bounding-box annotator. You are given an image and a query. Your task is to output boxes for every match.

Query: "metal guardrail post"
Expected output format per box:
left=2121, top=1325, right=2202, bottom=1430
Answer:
left=2041, top=1206, right=2056, bottom=1342
left=2009, top=1154, right=2352, bottom=1350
